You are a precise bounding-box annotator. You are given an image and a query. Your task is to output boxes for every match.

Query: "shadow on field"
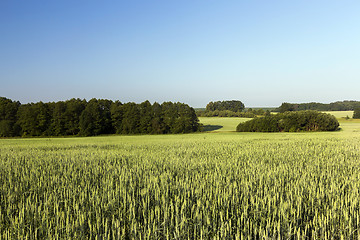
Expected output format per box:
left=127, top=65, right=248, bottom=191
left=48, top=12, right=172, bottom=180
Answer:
left=202, top=125, right=223, bottom=131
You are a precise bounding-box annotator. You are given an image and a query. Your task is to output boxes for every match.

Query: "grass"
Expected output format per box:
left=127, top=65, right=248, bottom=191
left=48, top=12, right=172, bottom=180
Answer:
left=1, top=113, right=360, bottom=238
left=323, top=110, right=354, bottom=119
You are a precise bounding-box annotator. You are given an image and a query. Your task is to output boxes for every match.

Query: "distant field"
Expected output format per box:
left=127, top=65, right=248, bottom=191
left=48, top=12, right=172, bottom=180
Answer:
left=198, top=117, right=249, bottom=132
left=324, top=111, right=353, bottom=119
left=272, top=111, right=354, bottom=119
left=323, top=111, right=360, bottom=127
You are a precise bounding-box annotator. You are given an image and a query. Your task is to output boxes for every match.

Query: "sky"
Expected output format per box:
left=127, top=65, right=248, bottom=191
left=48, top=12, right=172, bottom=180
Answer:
left=1, top=1, right=359, bottom=108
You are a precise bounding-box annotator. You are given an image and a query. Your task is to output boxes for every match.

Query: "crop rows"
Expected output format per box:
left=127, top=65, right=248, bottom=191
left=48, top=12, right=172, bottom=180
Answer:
left=1, top=133, right=360, bottom=239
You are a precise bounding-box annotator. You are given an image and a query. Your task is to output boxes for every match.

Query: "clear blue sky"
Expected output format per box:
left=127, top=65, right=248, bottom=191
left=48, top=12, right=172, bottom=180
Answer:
left=1, top=1, right=359, bottom=107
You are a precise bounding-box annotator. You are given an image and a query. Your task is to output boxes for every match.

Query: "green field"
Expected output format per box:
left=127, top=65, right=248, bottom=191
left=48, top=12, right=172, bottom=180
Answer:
left=324, top=111, right=354, bottom=119
left=1, top=114, right=360, bottom=239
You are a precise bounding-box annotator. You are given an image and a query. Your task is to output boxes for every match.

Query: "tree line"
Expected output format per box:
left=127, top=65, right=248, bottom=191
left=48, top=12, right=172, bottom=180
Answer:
left=197, top=108, right=270, bottom=118
left=276, top=101, right=360, bottom=113
left=237, top=111, right=339, bottom=132
left=0, top=97, right=200, bottom=137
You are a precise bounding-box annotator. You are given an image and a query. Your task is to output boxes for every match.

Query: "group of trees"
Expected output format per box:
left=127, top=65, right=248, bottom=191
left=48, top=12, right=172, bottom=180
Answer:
left=0, top=97, right=200, bottom=137
left=354, top=108, right=360, bottom=119
left=197, top=100, right=269, bottom=118
left=237, top=111, right=339, bottom=132
left=206, top=100, right=245, bottom=112
left=276, top=101, right=360, bottom=113
left=0, top=97, right=21, bottom=137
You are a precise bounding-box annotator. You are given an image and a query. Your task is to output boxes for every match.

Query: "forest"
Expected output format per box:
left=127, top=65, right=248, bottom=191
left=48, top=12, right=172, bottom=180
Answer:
left=0, top=97, right=200, bottom=137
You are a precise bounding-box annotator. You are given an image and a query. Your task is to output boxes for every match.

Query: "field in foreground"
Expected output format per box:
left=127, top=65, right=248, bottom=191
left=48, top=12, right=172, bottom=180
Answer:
left=1, top=120, right=360, bottom=239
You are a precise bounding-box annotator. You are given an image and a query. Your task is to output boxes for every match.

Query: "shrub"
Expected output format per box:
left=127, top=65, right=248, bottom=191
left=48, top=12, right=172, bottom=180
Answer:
left=237, top=111, right=339, bottom=132
left=353, top=108, right=360, bottom=119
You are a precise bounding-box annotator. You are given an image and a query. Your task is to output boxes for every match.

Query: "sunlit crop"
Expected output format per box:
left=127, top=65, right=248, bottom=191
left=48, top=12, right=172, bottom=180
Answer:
left=1, top=128, right=360, bottom=239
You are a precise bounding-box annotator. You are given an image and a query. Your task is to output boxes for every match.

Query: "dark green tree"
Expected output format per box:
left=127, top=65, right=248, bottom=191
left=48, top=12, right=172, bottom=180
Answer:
left=110, top=100, right=123, bottom=134
left=79, top=99, right=102, bottom=136
left=17, top=102, right=51, bottom=136
left=64, top=98, right=86, bottom=135
left=278, top=102, right=295, bottom=113
left=139, top=100, right=153, bottom=134
left=151, top=102, right=165, bottom=134
left=79, top=99, right=114, bottom=136
left=174, top=103, right=200, bottom=133
left=0, top=97, right=21, bottom=137
left=50, top=101, right=67, bottom=136
left=206, top=100, right=245, bottom=112
left=121, top=102, right=140, bottom=134
left=162, top=102, right=178, bottom=133
left=98, top=99, right=114, bottom=134
left=353, top=108, right=360, bottom=119
left=36, top=102, right=52, bottom=135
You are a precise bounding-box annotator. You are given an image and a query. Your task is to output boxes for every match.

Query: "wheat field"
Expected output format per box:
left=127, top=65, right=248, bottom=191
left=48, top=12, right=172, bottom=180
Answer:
left=1, top=117, right=360, bottom=239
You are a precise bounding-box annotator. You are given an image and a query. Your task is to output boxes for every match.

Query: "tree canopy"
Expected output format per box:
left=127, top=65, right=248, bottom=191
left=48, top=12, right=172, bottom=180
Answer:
left=206, top=100, right=245, bottom=112
left=0, top=97, right=21, bottom=137
left=353, top=108, right=360, bottom=119
left=0, top=97, right=200, bottom=137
